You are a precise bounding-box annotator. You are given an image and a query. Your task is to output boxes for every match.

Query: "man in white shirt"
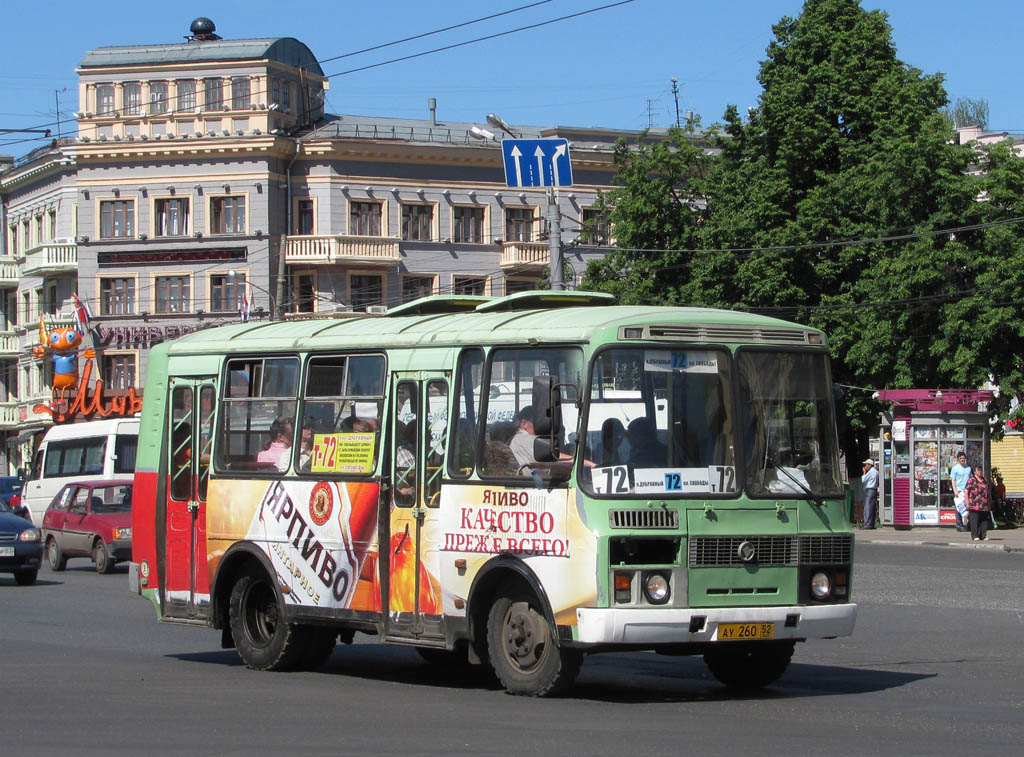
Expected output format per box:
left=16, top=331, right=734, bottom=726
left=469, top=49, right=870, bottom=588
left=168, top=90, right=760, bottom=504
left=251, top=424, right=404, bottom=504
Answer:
left=861, top=458, right=879, bottom=529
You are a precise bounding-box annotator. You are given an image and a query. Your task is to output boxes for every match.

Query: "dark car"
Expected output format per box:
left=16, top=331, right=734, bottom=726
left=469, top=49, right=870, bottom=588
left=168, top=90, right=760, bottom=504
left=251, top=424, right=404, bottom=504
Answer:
left=0, top=475, right=23, bottom=508
left=41, top=481, right=133, bottom=574
left=0, top=499, right=43, bottom=585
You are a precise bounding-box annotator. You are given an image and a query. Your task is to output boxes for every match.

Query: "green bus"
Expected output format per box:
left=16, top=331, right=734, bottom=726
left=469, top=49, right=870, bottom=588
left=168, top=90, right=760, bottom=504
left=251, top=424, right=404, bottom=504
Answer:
left=130, top=290, right=855, bottom=696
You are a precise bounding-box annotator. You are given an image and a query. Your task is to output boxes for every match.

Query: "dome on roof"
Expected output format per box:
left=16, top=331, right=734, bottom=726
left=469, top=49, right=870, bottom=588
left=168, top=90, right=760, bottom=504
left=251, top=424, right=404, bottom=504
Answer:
left=190, top=17, right=216, bottom=35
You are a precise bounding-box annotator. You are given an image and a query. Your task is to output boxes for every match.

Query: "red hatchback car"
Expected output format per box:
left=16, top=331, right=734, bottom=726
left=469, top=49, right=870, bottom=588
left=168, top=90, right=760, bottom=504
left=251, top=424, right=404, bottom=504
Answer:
left=42, top=481, right=133, bottom=574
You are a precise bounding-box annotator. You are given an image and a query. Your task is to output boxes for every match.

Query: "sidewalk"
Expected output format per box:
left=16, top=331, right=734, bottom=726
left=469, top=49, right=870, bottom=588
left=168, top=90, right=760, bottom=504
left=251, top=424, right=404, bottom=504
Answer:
left=856, top=524, right=1024, bottom=552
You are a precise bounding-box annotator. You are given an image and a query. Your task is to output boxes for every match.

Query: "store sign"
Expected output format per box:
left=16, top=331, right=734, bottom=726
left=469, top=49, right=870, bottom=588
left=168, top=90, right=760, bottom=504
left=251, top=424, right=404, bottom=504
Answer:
left=94, top=324, right=201, bottom=349
left=914, top=510, right=939, bottom=524
left=892, top=420, right=908, bottom=442
left=939, top=509, right=957, bottom=524
left=33, top=358, right=142, bottom=423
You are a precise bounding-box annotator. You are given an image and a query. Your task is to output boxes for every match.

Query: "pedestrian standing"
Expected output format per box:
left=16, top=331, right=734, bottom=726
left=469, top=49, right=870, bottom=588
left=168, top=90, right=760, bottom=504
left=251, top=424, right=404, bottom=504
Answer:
left=949, top=451, right=972, bottom=532
left=964, top=466, right=992, bottom=541
left=861, top=458, right=878, bottom=529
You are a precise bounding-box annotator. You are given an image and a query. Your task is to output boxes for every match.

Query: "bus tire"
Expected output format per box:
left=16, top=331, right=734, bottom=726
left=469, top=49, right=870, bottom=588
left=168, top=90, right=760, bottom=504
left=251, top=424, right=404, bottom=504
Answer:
left=93, top=539, right=114, bottom=574
left=47, top=537, right=67, bottom=571
left=703, top=640, right=795, bottom=690
left=228, top=572, right=304, bottom=671
left=486, top=585, right=582, bottom=697
left=297, top=627, right=337, bottom=671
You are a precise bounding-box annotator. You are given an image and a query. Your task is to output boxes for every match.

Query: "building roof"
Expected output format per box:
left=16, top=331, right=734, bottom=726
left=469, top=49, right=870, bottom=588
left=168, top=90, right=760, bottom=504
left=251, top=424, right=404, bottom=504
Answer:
left=79, top=37, right=323, bottom=76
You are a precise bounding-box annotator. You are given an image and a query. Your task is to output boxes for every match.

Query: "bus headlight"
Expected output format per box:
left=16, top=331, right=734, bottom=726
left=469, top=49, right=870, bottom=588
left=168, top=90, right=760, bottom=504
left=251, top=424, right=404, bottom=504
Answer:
left=643, top=572, right=670, bottom=605
left=810, top=571, right=832, bottom=600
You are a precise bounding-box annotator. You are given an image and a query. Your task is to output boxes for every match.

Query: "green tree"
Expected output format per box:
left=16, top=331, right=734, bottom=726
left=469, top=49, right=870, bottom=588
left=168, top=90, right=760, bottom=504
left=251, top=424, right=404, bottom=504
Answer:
left=582, top=0, right=1024, bottom=462
left=581, top=118, right=716, bottom=304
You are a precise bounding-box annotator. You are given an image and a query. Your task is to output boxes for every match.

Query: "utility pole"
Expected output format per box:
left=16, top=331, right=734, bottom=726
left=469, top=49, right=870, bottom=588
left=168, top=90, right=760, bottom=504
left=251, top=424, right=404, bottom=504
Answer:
left=670, top=78, right=681, bottom=128
left=547, top=189, right=563, bottom=291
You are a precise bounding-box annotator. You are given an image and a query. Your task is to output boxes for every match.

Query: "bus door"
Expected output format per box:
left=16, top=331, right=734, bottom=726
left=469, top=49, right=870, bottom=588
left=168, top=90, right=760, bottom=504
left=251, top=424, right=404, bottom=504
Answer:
left=163, top=378, right=216, bottom=619
left=384, top=373, right=449, bottom=641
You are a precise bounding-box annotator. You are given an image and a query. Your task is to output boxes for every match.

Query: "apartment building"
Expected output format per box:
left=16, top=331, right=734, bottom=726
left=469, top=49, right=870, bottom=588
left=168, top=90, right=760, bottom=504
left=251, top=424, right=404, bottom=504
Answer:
left=0, top=17, right=633, bottom=472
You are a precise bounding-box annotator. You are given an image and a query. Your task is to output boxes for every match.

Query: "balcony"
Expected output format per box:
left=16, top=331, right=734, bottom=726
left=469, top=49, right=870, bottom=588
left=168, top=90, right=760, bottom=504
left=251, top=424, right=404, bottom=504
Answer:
left=0, top=331, right=19, bottom=359
left=0, top=402, right=18, bottom=429
left=22, top=241, right=78, bottom=276
left=500, top=240, right=549, bottom=271
left=284, top=235, right=401, bottom=265
left=0, top=257, right=18, bottom=287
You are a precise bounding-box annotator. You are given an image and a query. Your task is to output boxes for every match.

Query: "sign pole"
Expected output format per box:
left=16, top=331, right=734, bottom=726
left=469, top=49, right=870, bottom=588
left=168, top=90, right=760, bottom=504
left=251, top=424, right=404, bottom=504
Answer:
left=547, top=189, right=563, bottom=291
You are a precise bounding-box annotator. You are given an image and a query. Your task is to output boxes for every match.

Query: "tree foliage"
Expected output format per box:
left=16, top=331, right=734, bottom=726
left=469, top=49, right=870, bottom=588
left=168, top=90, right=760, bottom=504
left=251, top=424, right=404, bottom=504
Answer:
left=582, top=0, right=1024, bottom=460
left=944, top=97, right=990, bottom=129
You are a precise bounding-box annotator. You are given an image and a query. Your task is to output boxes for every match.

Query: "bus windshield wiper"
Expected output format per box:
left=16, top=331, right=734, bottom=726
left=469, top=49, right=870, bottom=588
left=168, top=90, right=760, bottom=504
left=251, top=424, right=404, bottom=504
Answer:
left=766, top=457, right=823, bottom=506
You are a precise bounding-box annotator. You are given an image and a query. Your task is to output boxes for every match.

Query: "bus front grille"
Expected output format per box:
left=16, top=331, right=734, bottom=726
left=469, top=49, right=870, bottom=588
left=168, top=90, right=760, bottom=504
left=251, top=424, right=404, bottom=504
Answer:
left=689, top=536, right=798, bottom=567
left=609, top=508, right=679, bottom=530
left=798, top=534, right=853, bottom=564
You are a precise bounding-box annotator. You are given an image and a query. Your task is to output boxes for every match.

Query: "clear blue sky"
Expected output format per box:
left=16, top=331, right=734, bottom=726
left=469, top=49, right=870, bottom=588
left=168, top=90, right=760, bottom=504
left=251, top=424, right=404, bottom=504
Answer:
left=2, top=0, right=1022, bottom=156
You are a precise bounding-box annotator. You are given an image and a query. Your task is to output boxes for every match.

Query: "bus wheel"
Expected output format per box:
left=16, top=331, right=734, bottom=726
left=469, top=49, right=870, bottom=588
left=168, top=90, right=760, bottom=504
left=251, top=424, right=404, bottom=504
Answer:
left=297, top=627, right=337, bottom=671
left=486, top=586, right=582, bottom=697
left=703, top=640, right=795, bottom=690
left=229, top=572, right=304, bottom=671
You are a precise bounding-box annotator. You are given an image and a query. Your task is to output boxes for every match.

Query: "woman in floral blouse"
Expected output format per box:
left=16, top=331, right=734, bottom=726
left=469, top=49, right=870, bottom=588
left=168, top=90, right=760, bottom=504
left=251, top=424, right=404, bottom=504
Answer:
left=964, top=466, right=992, bottom=541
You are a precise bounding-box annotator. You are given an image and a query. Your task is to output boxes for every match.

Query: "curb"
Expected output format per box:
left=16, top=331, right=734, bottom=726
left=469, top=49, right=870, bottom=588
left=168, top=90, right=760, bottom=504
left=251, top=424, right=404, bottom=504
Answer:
left=857, top=537, right=1020, bottom=553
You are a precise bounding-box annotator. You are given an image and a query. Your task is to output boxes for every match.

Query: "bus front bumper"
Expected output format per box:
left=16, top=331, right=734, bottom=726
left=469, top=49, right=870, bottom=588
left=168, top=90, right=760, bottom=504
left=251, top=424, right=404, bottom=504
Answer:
left=576, top=603, right=857, bottom=645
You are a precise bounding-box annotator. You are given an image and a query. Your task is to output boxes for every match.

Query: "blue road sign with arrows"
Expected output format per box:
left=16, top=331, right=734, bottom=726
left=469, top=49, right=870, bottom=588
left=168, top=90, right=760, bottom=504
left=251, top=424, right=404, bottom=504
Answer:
left=501, top=138, right=573, bottom=188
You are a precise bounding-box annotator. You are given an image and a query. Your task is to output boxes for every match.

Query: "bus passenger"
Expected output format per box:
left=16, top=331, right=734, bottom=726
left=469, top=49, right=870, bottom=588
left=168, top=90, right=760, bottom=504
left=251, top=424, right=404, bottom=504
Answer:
left=340, top=416, right=377, bottom=433
left=510, top=406, right=536, bottom=467
left=626, top=418, right=667, bottom=467
left=257, top=417, right=293, bottom=472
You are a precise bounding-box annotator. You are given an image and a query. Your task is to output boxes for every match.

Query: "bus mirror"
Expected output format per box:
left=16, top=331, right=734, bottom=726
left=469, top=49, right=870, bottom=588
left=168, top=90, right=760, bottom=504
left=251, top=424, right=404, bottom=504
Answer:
left=533, top=435, right=560, bottom=463
left=532, top=376, right=561, bottom=437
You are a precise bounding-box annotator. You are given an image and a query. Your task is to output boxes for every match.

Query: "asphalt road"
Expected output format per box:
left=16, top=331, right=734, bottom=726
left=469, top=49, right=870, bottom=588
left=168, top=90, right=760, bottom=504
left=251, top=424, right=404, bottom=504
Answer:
left=2, top=543, right=1022, bottom=756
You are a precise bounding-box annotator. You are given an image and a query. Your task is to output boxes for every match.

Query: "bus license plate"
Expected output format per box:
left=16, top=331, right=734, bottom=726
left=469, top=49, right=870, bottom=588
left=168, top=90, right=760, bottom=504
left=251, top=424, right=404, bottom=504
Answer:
left=0, top=546, right=14, bottom=557
left=718, top=622, right=775, bottom=640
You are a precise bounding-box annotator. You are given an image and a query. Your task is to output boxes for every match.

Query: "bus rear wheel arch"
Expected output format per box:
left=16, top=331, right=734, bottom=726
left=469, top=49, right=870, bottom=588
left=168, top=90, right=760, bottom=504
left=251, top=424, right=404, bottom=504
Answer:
left=486, top=580, right=582, bottom=697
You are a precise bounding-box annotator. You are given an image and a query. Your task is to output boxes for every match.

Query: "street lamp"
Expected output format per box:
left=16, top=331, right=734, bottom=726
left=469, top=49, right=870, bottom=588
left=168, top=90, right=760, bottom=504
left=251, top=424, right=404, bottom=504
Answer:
left=228, top=270, right=276, bottom=319
left=486, top=113, right=518, bottom=138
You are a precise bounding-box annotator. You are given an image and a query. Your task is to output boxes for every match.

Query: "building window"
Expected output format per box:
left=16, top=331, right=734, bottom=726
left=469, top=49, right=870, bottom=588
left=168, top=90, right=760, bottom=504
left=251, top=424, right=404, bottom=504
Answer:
left=177, top=80, right=196, bottom=111
left=48, top=209, right=57, bottom=240
left=296, top=200, right=314, bottom=234
left=35, top=216, right=43, bottom=245
left=453, top=276, right=486, bottom=296
left=402, top=276, right=434, bottom=303
left=210, top=273, right=245, bottom=312
left=155, top=276, right=190, bottom=314
left=271, top=79, right=281, bottom=105
left=203, top=78, right=223, bottom=111
left=581, top=208, right=610, bottom=246
left=96, top=84, right=115, bottom=115
left=292, top=271, right=316, bottom=313
left=231, top=77, right=251, bottom=110
left=210, top=196, right=245, bottom=234
left=155, top=198, right=189, bottom=237
left=401, top=204, right=433, bottom=241
left=350, top=274, right=383, bottom=312
left=350, top=201, right=381, bottom=236
left=149, top=81, right=168, bottom=115
left=100, top=278, right=135, bottom=315
left=282, top=82, right=291, bottom=113
left=453, top=206, right=483, bottom=243
left=100, top=200, right=134, bottom=239
left=505, top=278, right=538, bottom=295
left=8, top=225, right=17, bottom=256
left=41, top=282, right=59, bottom=316
left=102, top=354, right=136, bottom=391
left=123, top=83, right=142, bottom=115
left=505, top=208, right=534, bottom=242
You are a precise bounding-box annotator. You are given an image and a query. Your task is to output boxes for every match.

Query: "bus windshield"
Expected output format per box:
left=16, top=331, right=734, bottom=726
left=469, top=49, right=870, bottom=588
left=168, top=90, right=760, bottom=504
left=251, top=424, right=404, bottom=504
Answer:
left=584, top=347, right=737, bottom=496
left=738, top=350, right=842, bottom=497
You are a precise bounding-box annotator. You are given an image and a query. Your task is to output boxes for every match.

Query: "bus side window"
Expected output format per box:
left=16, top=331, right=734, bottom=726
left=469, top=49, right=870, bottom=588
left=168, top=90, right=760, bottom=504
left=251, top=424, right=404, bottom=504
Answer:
left=448, top=348, right=482, bottom=478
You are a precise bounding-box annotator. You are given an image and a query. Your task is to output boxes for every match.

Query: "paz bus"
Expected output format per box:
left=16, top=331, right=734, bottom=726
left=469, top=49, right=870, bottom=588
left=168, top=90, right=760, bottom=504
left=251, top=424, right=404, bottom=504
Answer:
left=130, top=290, right=856, bottom=696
